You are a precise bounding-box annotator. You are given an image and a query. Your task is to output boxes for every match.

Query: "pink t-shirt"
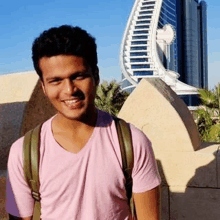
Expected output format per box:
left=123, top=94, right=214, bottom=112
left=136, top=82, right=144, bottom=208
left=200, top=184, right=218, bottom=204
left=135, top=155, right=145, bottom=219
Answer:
left=6, top=110, right=161, bottom=220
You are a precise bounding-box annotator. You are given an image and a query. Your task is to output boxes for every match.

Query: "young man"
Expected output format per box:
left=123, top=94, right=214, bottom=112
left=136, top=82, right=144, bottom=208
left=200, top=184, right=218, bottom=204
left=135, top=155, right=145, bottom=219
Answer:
left=6, top=25, right=161, bottom=220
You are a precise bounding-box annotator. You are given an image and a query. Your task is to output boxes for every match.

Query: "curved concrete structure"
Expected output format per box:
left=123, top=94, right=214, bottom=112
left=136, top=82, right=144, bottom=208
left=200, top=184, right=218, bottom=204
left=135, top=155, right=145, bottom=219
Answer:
left=118, top=78, right=220, bottom=220
left=0, top=71, right=38, bottom=104
left=0, top=72, right=38, bottom=171
left=20, top=79, right=56, bottom=136
left=119, top=78, right=201, bottom=152
left=0, top=72, right=39, bottom=219
left=0, top=73, right=218, bottom=220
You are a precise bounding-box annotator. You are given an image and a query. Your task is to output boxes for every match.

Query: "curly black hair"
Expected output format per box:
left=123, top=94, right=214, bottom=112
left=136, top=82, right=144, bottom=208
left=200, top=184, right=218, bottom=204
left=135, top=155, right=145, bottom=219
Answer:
left=32, top=25, right=98, bottom=80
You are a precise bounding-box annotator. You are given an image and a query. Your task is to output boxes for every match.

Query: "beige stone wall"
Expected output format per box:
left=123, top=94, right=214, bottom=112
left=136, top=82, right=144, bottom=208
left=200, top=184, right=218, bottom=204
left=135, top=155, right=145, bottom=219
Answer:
left=118, top=79, right=220, bottom=220
left=0, top=72, right=39, bottom=219
left=20, top=79, right=57, bottom=136
left=0, top=72, right=39, bottom=170
left=0, top=72, right=57, bottom=219
left=0, top=71, right=39, bottom=104
left=1, top=74, right=220, bottom=219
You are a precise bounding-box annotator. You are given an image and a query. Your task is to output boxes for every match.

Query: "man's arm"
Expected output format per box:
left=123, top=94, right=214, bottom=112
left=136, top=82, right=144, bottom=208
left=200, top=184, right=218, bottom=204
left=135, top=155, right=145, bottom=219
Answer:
left=6, top=138, right=35, bottom=219
left=8, top=214, right=32, bottom=220
left=133, top=186, right=160, bottom=220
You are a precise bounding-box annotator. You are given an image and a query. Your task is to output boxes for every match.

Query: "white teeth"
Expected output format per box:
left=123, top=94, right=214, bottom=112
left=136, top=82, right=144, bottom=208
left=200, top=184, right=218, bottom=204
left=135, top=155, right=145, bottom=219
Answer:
left=64, top=100, right=78, bottom=104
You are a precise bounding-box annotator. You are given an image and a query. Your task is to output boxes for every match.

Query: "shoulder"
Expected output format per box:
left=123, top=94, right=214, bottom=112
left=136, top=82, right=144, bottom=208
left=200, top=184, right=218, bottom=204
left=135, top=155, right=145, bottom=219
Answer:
left=8, top=115, right=54, bottom=163
left=129, top=123, right=151, bottom=146
left=8, top=136, right=24, bottom=165
left=112, top=118, right=153, bottom=160
left=128, top=123, right=161, bottom=192
left=126, top=123, right=157, bottom=167
left=125, top=122, right=152, bottom=156
left=96, top=111, right=152, bottom=153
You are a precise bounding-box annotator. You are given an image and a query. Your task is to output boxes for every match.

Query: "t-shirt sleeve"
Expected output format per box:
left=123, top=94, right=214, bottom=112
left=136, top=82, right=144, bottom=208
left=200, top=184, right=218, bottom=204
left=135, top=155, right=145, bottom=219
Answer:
left=6, top=137, right=34, bottom=217
left=131, top=125, right=161, bottom=193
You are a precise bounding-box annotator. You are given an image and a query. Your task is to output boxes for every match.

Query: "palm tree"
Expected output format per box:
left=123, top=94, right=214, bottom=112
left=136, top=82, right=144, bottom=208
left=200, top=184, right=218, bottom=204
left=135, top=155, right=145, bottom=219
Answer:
left=95, top=80, right=129, bottom=116
left=194, top=83, right=220, bottom=142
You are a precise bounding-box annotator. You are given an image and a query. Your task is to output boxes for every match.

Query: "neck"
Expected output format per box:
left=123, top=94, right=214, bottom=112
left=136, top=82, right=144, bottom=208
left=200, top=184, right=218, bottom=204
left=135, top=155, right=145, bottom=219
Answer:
left=53, top=108, right=98, bottom=133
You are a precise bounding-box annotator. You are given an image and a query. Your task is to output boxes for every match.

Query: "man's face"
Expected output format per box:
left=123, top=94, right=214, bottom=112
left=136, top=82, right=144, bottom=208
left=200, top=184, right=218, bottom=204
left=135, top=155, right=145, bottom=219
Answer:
left=40, top=55, right=99, bottom=122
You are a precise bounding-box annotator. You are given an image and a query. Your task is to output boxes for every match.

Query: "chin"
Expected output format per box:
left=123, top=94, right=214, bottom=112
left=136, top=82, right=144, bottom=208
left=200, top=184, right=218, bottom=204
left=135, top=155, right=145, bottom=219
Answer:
left=59, top=111, right=84, bottom=121
left=58, top=108, right=94, bottom=122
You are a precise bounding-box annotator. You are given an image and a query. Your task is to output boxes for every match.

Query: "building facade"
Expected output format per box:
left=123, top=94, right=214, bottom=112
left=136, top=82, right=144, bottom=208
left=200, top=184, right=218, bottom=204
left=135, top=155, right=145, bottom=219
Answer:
left=120, top=0, right=208, bottom=108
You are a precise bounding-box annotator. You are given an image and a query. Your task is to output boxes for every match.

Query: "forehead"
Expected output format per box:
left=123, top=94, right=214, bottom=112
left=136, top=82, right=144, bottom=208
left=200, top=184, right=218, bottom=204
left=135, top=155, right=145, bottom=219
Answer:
left=39, top=55, right=89, bottom=71
left=39, top=55, right=91, bottom=79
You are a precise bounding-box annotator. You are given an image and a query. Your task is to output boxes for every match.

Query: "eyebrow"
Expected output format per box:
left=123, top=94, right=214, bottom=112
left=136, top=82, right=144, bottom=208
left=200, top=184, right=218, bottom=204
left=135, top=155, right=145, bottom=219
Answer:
left=45, top=76, right=62, bottom=82
left=45, top=69, right=89, bottom=82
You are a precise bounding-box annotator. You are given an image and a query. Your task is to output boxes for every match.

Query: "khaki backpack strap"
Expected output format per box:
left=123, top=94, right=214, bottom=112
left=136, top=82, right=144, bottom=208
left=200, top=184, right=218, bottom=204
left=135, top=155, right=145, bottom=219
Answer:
left=23, top=123, right=42, bottom=220
left=114, top=117, right=135, bottom=218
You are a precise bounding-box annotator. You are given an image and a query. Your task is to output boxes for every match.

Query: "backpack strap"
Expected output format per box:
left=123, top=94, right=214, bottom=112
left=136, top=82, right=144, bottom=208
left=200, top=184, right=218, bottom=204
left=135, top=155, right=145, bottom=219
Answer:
left=23, top=123, right=42, bottom=220
left=23, top=118, right=135, bottom=219
left=114, top=117, right=135, bottom=218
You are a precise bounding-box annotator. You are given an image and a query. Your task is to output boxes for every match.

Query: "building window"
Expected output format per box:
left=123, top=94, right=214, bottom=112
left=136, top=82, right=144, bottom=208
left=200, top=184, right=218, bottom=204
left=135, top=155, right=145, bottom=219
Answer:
left=130, top=58, right=149, bottom=62
left=141, top=6, right=154, bottom=10
left=160, top=9, right=176, bottom=20
left=131, top=41, right=147, bottom=45
left=124, top=87, right=135, bottom=94
left=142, top=1, right=155, bottom=6
left=132, top=35, right=148, bottom=40
left=130, top=52, right=148, bottom=56
left=158, top=23, right=163, bottom=28
left=130, top=46, right=147, bottom=51
left=121, top=79, right=132, bottom=88
left=136, top=20, right=150, bottom=24
left=159, top=17, right=165, bottom=25
left=135, top=25, right=150, bottom=29
left=163, top=2, right=175, bottom=12
left=179, top=95, right=201, bottom=106
left=163, top=0, right=175, bottom=10
left=133, top=30, right=149, bottom=34
left=138, top=15, right=152, bottom=19
left=139, top=11, right=153, bottom=15
left=133, top=71, right=153, bottom=75
left=131, top=64, right=150, bottom=69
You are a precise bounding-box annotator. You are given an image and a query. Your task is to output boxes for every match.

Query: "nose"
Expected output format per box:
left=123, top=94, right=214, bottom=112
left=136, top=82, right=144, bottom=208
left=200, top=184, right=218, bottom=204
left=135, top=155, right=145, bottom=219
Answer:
left=63, top=79, right=75, bottom=94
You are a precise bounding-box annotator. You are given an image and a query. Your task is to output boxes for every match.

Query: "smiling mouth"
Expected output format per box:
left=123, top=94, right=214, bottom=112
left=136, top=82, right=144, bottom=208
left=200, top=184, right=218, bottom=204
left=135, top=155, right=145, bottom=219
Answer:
left=63, top=98, right=83, bottom=109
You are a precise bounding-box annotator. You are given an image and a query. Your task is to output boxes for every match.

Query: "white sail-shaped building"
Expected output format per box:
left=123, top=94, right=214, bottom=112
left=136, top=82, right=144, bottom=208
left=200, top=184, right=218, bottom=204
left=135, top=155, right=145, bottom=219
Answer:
left=120, top=0, right=208, bottom=109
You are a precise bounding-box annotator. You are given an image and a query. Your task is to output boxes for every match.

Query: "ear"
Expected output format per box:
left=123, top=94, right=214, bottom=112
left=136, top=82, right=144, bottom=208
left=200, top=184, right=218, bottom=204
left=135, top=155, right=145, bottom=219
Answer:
left=94, top=67, right=100, bottom=86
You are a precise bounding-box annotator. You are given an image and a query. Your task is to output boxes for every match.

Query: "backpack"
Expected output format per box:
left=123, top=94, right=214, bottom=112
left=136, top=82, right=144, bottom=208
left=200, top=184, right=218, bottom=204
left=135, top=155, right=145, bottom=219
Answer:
left=23, top=117, right=135, bottom=220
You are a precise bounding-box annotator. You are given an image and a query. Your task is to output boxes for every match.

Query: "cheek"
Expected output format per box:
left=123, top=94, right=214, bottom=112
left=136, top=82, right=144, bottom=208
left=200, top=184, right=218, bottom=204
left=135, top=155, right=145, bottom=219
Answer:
left=77, top=80, right=96, bottom=94
left=44, top=87, right=60, bottom=100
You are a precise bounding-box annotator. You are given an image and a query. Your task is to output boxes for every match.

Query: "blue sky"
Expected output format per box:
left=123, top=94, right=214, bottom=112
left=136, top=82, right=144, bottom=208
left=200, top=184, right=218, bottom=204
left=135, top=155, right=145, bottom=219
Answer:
left=0, top=0, right=219, bottom=89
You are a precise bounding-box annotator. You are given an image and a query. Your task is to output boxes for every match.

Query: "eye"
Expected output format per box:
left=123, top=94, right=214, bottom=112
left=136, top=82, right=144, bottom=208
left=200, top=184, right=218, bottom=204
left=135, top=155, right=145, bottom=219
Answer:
left=76, top=74, right=85, bottom=80
left=71, top=73, right=88, bottom=81
left=49, top=78, right=62, bottom=85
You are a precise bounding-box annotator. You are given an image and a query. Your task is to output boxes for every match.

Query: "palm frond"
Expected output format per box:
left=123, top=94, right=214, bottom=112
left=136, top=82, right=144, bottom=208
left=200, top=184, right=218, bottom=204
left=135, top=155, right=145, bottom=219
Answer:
left=95, top=80, right=129, bottom=116
left=198, top=89, right=218, bottom=108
